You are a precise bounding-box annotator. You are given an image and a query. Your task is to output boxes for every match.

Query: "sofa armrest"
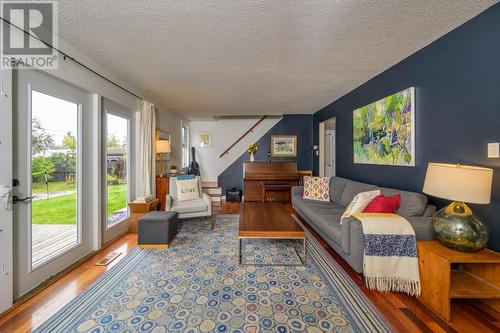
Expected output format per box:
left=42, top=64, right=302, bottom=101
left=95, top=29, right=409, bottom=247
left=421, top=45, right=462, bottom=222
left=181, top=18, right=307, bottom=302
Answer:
left=340, top=216, right=360, bottom=255
left=406, top=216, right=435, bottom=240
left=202, top=192, right=212, bottom=215
left=165, top=194, right=172, bottom=211
left=292, top=186, right=304, bottom=197
left=422, top=205, right=437, bottom=217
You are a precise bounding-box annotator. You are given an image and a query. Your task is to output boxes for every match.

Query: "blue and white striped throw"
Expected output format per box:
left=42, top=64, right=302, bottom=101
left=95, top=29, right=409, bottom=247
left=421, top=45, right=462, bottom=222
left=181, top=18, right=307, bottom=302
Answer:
left=352, top=213, right=421, bottom=296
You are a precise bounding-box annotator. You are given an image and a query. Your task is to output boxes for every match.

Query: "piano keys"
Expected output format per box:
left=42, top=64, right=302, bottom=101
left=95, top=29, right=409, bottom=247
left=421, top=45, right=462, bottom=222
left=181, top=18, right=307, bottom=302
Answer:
left=243, top=161, right=299, bottom=202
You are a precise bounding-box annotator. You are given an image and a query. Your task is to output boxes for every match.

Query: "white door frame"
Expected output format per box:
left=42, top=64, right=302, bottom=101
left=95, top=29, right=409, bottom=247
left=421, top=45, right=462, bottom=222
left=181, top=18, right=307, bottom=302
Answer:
left=13, top=69, right=96, bottom=298
left=0, top=67, right=13, bottom=313
left=318, top=122, right=325, bottom=177
left=318, top=117, right=336, bottom=178
left=324, top=130, right=336, bottom=177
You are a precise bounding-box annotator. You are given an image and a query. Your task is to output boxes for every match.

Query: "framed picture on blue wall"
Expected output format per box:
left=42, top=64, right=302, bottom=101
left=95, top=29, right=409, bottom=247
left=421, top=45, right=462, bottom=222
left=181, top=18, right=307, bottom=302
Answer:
left=271, top=135, right=297, bottom=157
left=353, top=87, right=415, bottom=166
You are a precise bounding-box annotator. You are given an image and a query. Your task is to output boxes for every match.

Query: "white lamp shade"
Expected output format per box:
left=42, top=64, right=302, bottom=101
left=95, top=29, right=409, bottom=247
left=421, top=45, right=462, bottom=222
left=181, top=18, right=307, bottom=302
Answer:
left=423, top=163, right=493, bottom=204
left=156, top=140, right=171, bottom=153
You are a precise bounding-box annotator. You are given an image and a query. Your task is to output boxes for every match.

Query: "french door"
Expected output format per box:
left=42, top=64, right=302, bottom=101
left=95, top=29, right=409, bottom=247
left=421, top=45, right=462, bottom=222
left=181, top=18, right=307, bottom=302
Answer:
left=101, top=98, right=134, bottom=244
left=13, top=70, right=95, bottom=298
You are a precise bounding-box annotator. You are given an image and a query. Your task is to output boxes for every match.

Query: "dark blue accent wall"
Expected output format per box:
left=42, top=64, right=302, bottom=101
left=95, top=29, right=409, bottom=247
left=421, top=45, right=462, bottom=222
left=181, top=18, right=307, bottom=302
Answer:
left=218, top=114, right=313, bottom=194
left=313, top=4, right=500, bottom=251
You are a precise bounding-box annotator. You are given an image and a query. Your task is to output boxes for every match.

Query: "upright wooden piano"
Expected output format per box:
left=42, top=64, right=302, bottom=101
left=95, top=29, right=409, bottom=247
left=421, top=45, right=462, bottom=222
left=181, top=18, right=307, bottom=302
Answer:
left=243, top=161, right=299, bottom=202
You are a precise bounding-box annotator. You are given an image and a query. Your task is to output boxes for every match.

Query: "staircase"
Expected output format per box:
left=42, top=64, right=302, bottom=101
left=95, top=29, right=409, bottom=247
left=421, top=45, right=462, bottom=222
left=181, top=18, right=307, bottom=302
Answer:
left=202, top=181, right=223, bottom=207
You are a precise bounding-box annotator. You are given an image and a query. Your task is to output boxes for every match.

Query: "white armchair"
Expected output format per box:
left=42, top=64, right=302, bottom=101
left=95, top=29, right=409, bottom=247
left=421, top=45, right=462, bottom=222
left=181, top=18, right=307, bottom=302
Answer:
left=166, top=176, right=214, bottom=229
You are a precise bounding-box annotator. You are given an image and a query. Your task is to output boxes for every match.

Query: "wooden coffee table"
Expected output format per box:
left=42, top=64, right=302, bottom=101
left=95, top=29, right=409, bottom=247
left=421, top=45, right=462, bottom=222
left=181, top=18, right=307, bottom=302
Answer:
left=238, top=202, right=306, bottom=266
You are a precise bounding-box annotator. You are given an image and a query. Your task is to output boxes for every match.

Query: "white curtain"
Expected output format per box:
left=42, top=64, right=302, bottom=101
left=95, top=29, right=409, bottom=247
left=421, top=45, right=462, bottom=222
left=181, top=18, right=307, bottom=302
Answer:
left=138, top=100, right=156, bottom=196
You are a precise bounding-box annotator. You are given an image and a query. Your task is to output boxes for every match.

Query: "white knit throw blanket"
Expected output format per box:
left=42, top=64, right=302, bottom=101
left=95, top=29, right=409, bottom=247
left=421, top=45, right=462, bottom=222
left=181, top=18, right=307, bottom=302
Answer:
left=352, top=213, right=421, bottom=296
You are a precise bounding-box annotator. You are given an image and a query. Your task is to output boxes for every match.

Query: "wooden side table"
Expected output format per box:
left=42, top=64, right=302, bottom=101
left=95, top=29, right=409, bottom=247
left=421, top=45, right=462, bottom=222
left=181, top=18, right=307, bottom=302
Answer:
left=128, top=199, right=159, bottom=233
left=418, top=240, right=500, bottom=321
left=156, top=176, right=169, bottom=210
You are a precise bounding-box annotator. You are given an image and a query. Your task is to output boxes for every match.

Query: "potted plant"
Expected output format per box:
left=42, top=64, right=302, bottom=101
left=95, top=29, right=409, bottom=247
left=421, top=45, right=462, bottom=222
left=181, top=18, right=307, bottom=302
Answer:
left=170, top=165, right=178, bottom=174
left=247, top=144, right=258, bottom=162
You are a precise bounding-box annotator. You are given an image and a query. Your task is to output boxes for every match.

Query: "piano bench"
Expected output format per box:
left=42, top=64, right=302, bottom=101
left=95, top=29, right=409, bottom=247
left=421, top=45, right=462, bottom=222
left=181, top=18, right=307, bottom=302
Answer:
left=260, top=183, right=293, bottom=202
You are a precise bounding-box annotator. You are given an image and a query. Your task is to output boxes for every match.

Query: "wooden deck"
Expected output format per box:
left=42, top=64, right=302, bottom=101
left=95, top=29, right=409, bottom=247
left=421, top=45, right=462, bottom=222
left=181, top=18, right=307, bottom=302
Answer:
left=32, top=224, right=77, bottom=267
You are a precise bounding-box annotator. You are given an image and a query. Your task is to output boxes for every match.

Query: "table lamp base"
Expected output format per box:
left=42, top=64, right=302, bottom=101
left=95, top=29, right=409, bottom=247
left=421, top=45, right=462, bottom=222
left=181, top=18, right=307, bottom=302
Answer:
left=433, top=201, right=489, bottom=252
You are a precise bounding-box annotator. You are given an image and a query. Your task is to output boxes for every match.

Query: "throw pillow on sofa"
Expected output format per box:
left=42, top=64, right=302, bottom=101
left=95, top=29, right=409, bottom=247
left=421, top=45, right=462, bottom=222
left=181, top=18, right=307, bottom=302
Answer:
left=176, top=178, right=199, bottom=201
left=363, top=194, right=401, bottom=213
left=341, top=190, right=380, bottom=223
left=303, top=176, right=330, bottom=201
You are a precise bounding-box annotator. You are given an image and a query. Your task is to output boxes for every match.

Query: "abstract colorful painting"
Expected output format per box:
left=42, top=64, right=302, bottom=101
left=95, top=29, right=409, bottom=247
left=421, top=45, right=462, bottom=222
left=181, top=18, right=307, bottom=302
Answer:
left=353, top=87, right=415, bottom=166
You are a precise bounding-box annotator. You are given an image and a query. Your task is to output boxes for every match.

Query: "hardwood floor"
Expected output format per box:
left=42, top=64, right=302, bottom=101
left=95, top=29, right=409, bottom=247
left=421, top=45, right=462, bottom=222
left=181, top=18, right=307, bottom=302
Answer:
left=0, top=202, right=498, bottom=332
left=216, top=201, right=241, bottom=214
left=0, top=234, right=137, bottom=333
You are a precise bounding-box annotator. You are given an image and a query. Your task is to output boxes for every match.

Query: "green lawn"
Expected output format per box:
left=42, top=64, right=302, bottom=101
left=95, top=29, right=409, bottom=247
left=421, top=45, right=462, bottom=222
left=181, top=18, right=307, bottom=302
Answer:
left=107, top=183, right=128, bottom=223
left=32, top=184, right=127, bottom=224
left=32, top=181, right=76, bottom=194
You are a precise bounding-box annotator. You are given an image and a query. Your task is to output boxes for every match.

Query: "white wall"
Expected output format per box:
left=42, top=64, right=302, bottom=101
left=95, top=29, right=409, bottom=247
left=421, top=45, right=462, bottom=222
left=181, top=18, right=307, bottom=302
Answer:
left=189, top=117, right=282, bottom=182
left=156, top=109, right=185, bottom=173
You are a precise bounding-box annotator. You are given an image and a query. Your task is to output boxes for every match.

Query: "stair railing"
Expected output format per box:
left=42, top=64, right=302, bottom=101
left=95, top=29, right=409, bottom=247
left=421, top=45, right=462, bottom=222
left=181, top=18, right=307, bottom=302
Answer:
left=219, top=115, right=268, bottom=158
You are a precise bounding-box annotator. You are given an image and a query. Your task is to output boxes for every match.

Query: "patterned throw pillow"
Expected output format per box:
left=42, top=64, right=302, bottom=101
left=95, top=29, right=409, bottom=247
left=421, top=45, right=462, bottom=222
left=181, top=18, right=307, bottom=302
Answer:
left=303, top=176, right=330, bottom=201
left=176, top=178, right=199, bottom=201
left=341, top=190, right=381, bottom=223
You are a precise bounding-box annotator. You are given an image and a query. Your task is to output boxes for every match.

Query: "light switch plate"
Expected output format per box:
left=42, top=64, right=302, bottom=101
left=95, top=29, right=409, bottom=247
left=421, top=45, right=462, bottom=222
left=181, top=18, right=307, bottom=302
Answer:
left=488, top=143, right=499, bottom=158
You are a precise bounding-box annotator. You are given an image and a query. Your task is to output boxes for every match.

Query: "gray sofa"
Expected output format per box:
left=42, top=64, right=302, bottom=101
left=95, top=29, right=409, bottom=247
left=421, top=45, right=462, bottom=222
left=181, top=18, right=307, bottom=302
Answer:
left=292, top=176, right=436, bottom=273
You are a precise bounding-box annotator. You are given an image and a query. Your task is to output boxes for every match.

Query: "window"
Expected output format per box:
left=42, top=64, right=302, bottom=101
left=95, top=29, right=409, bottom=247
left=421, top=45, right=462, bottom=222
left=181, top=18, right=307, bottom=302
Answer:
left=181, top=123, right=190, bottom=168
left=106, top=113, right=129, bottom=226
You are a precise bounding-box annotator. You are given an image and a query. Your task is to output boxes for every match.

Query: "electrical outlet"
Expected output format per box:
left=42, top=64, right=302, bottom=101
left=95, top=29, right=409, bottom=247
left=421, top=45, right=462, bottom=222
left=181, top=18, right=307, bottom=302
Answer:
left=487, top=143, right=499, bottom=158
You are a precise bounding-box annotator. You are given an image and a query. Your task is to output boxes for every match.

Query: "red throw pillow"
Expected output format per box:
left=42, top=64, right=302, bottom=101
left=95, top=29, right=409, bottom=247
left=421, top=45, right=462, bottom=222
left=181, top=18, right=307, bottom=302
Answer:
left=363, top=194, right=401, bottom=213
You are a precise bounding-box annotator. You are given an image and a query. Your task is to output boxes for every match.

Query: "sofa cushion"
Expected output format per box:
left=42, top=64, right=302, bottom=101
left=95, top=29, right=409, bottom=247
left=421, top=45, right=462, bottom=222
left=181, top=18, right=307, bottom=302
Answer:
left=341, top=190, right=380, bottom=221
left=363, top=194, right=401, bottom=213
left=423, top=205, right=436, bottom=217
left=294, top=197, right=345, bottom=217
left=303, top=176, right=330, bottom=201
left=304, top=201, right=345, bottom=216
left=292, top=194, right=311, bottom=213
left=171, top=198, right=208, bottom=214
left=293, top=199, right=345, bottom=246
left=330, top=177, right=348, bottom=205
left=379, top=187, right=428, bottom=217
left=340, top=180, right=378, bottom=207
left=313, top=214, right=343, bottom=247
left=406, top=216, right=435, bottom=240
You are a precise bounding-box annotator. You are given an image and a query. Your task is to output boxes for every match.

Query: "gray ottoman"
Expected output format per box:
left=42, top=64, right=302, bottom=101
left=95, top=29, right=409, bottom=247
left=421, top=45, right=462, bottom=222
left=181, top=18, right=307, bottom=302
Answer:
left=138, top=211, right=178, bottom=249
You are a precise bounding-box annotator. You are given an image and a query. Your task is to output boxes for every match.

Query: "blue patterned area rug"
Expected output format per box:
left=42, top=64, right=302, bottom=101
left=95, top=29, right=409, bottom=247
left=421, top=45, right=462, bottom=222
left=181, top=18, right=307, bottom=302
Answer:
left=35, top=215, right=392, bottom=333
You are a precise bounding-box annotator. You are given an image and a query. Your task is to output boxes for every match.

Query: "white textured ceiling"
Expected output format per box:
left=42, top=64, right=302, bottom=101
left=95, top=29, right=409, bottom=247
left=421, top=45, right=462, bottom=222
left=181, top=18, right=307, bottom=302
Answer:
left=58, top=1, right=496, bottom=119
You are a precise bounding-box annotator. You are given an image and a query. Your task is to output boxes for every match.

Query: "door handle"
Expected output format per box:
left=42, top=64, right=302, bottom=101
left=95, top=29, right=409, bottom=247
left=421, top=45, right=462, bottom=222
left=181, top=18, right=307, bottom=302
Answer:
left=12, top=195, right=35, bottom=204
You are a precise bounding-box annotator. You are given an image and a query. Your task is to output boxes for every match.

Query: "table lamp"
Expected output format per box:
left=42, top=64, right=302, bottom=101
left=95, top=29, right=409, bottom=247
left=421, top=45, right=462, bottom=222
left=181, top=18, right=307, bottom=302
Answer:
left=156, top=139, right=171, bottom=177
left=423, top=163, right=493, bottom=252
